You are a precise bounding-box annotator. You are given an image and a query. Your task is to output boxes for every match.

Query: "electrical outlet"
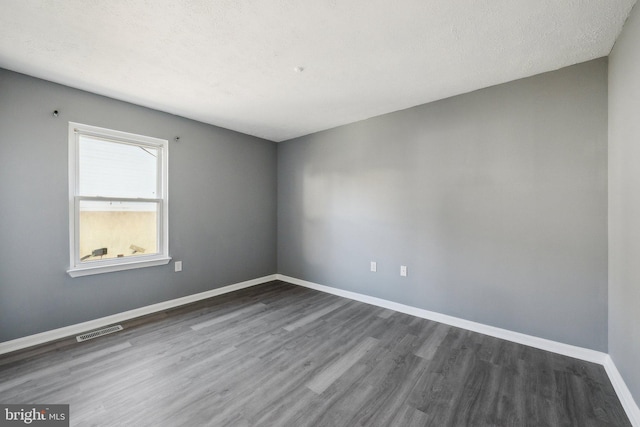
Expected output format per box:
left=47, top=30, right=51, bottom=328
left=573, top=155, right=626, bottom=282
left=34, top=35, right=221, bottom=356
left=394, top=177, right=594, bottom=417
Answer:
left=370, top=261, right=377, bottom=272
left=400, top=265, right=407, bottom=277
left=175, top=261, right=182, bottom=272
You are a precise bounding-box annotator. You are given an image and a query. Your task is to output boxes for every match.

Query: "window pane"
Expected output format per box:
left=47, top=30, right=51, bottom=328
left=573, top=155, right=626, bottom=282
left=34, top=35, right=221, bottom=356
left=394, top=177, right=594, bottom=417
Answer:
left=79, top=200, right=158, bottom=262
left=79, top=135, right=158, bottom=198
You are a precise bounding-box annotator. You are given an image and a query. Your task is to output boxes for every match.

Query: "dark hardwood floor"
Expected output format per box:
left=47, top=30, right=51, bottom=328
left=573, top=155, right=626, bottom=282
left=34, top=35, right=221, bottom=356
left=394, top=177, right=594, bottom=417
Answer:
left=0, top=281, right=631, bottom=426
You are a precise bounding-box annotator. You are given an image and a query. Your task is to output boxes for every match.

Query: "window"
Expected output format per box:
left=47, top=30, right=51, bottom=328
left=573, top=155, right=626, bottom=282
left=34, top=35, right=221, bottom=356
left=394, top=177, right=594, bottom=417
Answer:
left=68, top=122, right=170, bottom=277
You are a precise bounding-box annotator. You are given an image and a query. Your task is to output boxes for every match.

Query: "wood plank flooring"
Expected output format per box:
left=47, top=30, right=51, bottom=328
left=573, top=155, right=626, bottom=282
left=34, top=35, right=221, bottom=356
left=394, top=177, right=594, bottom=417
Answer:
left=0, top=281, right=631, bottom=426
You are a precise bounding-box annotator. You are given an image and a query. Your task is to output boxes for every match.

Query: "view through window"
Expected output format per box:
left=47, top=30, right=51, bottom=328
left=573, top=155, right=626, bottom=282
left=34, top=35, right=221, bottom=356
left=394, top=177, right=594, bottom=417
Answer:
left=78, top=137, right=158, bottom=261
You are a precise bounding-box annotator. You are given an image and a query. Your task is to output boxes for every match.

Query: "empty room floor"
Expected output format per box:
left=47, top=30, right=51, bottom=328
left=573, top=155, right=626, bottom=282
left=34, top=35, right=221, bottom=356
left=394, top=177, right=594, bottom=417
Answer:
left=0, top=281, right=631, bottom=426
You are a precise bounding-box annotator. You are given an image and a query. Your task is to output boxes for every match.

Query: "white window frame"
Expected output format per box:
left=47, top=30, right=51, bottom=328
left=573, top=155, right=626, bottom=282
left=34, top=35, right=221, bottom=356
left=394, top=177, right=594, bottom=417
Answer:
left=67, top=122, right=170, bottom=277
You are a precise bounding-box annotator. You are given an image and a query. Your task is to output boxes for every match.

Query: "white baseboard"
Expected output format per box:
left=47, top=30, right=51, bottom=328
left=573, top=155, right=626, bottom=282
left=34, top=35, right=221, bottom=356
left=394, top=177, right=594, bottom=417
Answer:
left=604, top=355, right=640, bottom=427
left=277, top=274, right=607, bottom=364
left=0, top=274, right=277, bottom=356
left=277, top=274, right=640, bottom=426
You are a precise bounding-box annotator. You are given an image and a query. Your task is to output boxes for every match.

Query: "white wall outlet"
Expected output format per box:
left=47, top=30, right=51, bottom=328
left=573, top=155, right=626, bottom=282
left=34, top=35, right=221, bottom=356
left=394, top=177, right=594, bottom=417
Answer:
left=400, top=265, right=407, bottom=277
left=175, top=261, right=182, bottom=272
left=370, top=261, right=377, bottom=272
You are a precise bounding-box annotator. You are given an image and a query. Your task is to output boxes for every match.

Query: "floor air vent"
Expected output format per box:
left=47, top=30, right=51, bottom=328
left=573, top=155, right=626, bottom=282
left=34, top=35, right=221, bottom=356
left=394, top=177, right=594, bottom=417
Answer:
left=76, top=325, right=123, bottom=342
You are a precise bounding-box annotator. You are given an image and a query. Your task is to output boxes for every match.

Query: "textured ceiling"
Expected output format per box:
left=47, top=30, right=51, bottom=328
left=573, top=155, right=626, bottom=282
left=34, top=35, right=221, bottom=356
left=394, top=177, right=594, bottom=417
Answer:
left=0, top=0, right=636, bottom=142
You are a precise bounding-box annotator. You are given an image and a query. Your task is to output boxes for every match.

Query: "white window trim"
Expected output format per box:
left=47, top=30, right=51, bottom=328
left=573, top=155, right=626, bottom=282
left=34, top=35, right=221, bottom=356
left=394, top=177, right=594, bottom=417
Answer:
left=67, top=122, right=170, bottom=277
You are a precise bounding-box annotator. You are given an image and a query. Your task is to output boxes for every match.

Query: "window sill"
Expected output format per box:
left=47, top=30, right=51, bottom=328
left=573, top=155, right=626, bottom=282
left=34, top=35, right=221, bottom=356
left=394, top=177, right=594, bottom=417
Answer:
left=67, top=257, right=172, bottom=278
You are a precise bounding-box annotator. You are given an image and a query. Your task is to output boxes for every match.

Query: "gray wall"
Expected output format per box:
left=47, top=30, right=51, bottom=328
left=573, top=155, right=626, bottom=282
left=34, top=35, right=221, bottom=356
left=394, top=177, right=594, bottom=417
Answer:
left=0, top=58, right=614, bottom=355
left=609, top=2, right=640, bottom=405
left=0, top=69, right=277, bottom=342
left=278, top=59, right=608, bottom=351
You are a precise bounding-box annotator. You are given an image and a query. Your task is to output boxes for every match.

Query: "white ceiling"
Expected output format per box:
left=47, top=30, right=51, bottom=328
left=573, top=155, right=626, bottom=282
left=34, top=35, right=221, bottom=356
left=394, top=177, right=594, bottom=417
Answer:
left=0, top=0, right=636, bottom=142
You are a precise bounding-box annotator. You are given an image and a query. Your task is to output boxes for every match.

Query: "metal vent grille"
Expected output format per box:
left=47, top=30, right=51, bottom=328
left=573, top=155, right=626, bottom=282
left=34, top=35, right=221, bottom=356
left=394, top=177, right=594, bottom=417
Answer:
left=76, top=325, right=123, bottom=342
